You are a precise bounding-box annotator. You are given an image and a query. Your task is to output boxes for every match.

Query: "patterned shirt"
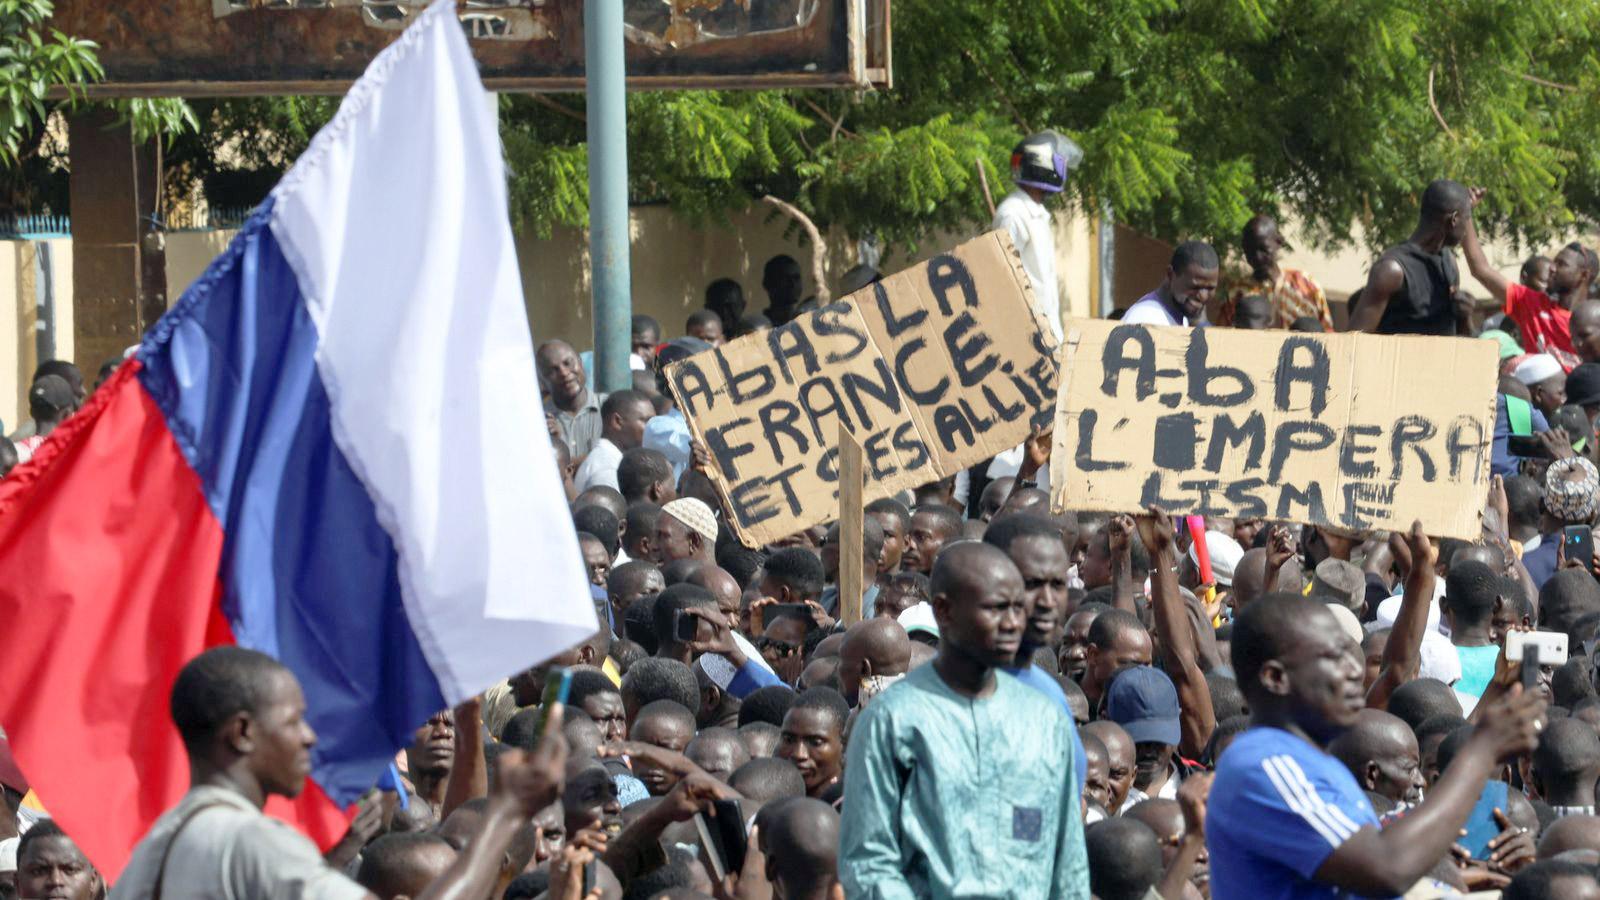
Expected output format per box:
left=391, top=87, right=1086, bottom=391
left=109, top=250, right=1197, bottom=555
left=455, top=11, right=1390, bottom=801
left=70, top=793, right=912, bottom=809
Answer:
left=1217, top=268, right=1333, bottom=330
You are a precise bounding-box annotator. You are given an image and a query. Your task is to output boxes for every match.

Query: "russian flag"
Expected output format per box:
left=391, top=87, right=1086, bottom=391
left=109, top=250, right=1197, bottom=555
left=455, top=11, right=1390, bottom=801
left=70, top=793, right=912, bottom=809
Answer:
left=0, top=0, right=596, bottom=878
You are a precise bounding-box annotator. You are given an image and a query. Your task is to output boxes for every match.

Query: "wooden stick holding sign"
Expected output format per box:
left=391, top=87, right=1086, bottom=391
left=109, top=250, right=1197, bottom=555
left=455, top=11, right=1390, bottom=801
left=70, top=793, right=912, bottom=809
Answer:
left=838, top=425, right=865, bottom=626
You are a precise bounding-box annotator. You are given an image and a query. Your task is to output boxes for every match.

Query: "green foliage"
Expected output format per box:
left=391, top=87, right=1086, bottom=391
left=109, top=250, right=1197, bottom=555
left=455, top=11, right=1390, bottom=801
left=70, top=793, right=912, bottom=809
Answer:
left=0, top=0, right=100, bottom=165
left=0, top=0, right=200, bottom=212
left=12, top=0, right=1600, bottom=256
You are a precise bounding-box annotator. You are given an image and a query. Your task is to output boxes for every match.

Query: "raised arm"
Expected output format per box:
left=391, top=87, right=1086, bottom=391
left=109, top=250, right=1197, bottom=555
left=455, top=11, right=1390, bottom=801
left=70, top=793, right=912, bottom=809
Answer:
left=1347, top=257, right=1406, bottom=333
left=1366, top=522, right=1436, bottom=710
left=1108, top=514, right=1140, bottom=616
left=441, top=696, right=488, bottom=820
left=1460, top=188, right=1509, bottom=304
left=1137, top=507, right=1215, bottom=759
left=415, top=706, right=569, bottom=900
left=1315, top=686, right=1543, bottom=895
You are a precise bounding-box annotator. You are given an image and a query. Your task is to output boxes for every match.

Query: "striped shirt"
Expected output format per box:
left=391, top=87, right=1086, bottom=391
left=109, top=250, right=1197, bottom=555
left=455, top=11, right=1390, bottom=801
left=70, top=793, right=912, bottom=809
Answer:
left=1208, top=726, right=1391, bottom=900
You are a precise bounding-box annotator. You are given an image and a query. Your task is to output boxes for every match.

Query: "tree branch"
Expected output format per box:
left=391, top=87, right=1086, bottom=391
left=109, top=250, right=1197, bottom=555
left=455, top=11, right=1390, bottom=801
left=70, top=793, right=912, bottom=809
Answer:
left=801, top=98, right=855, bottom=141
left=1499, top=66, right=1578, bottom=92
left=1428, top=66, right=1458, bottom=141
left=762, top=195, right=831, bottom=305
left=529, top=94, right=587, bottom=125
left=975, top=156, right=996, bottom=218
left=960, top=48, right=1032, bottom=134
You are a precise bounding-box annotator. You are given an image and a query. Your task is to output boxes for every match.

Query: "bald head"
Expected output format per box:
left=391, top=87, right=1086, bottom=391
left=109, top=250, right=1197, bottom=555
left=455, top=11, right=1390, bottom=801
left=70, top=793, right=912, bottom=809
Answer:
left=1230, top=548, right=1269, bottom=607
left=685, top=727, right=751, bottom=781
left=1574, top=301, right=1600, bottom=331
left=998, top=487, right=1049, bottom=518
left=930, top=541, right=1017, bottom=600
left=1541, top=815, right=1600, bottom=859
left=1328, top=709, right=1423, bottom=804
left=759, top=797, right=840, bottom=896
left=839, top=618, right=913, bottom=705
left=357, top=833, right=458, bottom=898
left=930, top=542, right=1023, bottom=666
left=1123, top=798, right=1184, bottom=845
left=688, top=565, right=742, bottom=621
left=1231, top=547, right=1304, bottom=610
left=1084, top=720, right=1136, bottom=814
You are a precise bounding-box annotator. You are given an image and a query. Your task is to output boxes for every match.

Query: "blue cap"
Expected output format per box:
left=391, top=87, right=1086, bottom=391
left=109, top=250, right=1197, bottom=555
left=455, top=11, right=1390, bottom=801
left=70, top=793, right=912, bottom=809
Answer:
left=1104, top=666, right=1181, bottom=746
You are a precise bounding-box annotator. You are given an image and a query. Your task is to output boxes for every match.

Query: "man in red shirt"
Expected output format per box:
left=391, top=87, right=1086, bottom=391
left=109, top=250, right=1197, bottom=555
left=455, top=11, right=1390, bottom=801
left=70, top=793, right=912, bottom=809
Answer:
left=1462, top=188, right=1595, bottom=371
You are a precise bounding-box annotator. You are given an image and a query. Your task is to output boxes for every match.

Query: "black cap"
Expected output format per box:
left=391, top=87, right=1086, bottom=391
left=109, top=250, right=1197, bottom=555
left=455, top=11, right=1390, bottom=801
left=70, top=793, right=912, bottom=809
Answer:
left=1570, top=363, right=1600, bottom=408
left=654, top=337, right=714, bottom=370
left=28, top=375, right=74, bottom=414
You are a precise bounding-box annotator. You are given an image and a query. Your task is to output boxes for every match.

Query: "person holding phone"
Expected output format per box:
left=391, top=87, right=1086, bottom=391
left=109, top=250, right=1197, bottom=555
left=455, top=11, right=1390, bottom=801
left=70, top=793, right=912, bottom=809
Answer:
left=1207, top=593, right=1544, bottom=899
left=1521, top=456, right=1600, bottom=590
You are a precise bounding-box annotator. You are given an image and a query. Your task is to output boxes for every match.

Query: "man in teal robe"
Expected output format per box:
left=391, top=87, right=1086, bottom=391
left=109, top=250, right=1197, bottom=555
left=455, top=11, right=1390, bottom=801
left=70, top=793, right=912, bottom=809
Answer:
left=840, top=542, right=1089, bottom=899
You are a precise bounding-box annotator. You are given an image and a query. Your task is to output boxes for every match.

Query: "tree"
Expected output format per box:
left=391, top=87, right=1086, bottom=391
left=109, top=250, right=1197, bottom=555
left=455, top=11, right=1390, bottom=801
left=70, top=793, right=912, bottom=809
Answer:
left=0, top=0, right=99, bottom=166
left=503, top=0, right=1600, bottom=254
left=0, top=0, right=196, bottom=214
left=18, top=1, right=1600, bottom=257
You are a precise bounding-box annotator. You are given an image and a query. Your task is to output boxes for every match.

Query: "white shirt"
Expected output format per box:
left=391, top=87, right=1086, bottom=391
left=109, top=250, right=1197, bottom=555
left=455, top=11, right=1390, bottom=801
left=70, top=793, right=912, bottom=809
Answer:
left=1122, top=763, right=1182, bottom=808
left=986, top=443, right=1052, bottom=494
left=574, top=436, right=623, bottom=493
left=993, top=189, right=1061, bottom=341
left=1121, top=290, right=1193, bottom=327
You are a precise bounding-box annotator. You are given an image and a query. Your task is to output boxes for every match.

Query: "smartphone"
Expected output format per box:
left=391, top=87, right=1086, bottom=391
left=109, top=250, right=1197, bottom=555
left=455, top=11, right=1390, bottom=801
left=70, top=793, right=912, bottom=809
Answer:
left=693, top=812, right=727, bottom=881
left=694, top=799, right=748, bottom=880
left=712, top=798, right=747, bottom=874
left=1507, top=630, right=1568, bottom=667
left=535, top=667, right=573, bottom=738
left=1508, top=434, right=1552, bottom=458
left=581, top=858, right=597, bottom=895
left=1521, top=643, right=1543, bottom=693
left=765, top=603, right=810, bottom=630
left=1565, top=525, right=1595, bottom=573
left=674, top=609, right=700, bottom=642
left=1462, top=780, right=1509, bottom=860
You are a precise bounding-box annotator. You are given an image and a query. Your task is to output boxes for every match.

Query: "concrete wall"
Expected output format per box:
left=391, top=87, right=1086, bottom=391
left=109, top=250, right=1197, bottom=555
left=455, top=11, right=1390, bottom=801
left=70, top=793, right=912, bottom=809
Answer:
left=507, top=203, right=1097, bottom=351
left=0, top=204, right=1578, bottom=431
left=1, top=239, right=73, bottom=431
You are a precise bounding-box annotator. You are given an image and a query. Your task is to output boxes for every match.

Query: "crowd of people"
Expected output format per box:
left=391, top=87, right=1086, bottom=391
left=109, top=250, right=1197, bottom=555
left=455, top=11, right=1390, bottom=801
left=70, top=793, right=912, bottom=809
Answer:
left=7, top=158, right=1600, bottom=900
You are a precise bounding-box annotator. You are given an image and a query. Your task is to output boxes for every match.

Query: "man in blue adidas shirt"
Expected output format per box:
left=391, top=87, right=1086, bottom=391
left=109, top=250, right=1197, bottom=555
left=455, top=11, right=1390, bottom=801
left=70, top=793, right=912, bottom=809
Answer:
left=1208, top=521, right=1544, bottom=900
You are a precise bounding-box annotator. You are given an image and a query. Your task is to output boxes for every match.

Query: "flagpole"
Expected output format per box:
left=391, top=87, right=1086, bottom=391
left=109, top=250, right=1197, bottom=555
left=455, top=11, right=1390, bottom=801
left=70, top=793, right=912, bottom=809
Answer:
left=585, top=0, right=633, bottom=393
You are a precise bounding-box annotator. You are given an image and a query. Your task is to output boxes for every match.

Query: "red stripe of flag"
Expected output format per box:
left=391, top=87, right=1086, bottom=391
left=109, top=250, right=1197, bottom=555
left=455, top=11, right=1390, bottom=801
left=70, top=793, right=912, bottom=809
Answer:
left=0, top=361, right=349, bottom=879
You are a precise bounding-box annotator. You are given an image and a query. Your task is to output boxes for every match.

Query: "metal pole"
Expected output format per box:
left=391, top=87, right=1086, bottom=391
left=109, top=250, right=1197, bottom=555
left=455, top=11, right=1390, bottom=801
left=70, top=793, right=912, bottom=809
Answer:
left=585, top=0, right=632, bottom=393
left=1097, top=199, right=1116, bottom=317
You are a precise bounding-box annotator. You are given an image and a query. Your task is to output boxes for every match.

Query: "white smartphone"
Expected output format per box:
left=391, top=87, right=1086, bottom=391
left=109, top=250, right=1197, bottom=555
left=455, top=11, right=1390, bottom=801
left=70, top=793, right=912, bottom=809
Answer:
left=1506, top=631, right=1568, bottom=666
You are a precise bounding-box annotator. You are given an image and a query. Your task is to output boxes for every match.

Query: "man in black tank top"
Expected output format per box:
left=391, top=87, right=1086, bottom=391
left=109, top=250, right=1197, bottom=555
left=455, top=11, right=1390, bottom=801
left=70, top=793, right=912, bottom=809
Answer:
left=1349, top=179, right=1473, bottom=336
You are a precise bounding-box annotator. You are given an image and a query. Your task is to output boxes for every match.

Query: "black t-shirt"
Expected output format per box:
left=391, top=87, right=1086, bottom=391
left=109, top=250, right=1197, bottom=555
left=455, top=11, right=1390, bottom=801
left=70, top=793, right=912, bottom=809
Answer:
left=1376, top=241, right=1459, bottom=336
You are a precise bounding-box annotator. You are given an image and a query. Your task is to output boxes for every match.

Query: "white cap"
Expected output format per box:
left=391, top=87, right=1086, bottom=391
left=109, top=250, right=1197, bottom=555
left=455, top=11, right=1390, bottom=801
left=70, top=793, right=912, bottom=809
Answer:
left=1189, top=531, right=1245, bottom=587
left=1374, top=581, right=1446, bottom=632
left=1325, top=604, right=1365, bottom=646
left=898, top=602, right=939, bottom=638
left=1513, top=353, right=1563, bottom=386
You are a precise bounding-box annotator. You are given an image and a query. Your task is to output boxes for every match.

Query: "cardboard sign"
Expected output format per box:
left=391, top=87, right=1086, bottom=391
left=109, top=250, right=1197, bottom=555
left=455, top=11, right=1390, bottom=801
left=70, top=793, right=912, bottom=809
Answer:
left=1048, top=318, right=1497, bottom=539
left=669, top=231, right=1059, bottom=546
